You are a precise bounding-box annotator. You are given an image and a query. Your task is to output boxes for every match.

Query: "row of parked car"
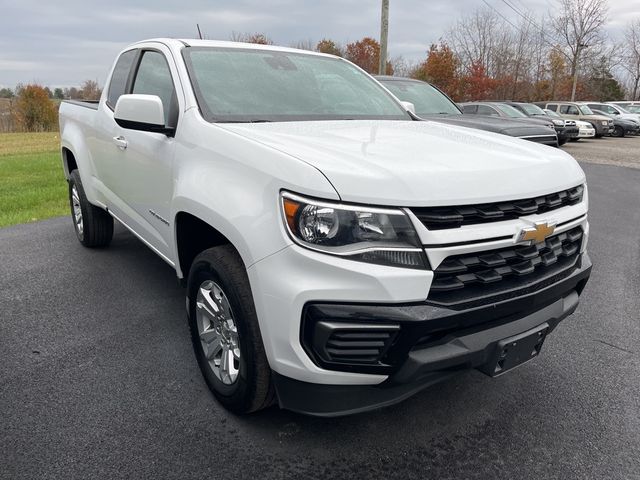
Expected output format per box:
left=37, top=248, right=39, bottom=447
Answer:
left=376, top=76, right=640, bottom=148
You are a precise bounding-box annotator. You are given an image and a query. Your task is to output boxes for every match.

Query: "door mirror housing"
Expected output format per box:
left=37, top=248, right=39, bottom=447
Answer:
left=114, top=94, right=174, bottom=136
left=400, top=101, right=416, bottom=115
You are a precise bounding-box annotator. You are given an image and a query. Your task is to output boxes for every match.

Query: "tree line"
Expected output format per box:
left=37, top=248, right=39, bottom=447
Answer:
left=231, top=0, right=639, bottom=103
left=3, top=0, right=639, bottom=133
left=0, top=80, right=102, bottom=132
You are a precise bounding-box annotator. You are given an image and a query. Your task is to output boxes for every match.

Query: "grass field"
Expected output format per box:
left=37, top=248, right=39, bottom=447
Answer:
left=0, top=132, right=67, bottom=227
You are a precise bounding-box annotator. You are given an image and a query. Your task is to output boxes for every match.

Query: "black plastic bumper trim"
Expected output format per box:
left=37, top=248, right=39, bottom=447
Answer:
left=276, top=272, right=587, bottom=417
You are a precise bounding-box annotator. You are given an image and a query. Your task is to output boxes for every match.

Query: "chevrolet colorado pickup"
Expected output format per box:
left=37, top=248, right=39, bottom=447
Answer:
left=59, top=39, right=591, bottom=416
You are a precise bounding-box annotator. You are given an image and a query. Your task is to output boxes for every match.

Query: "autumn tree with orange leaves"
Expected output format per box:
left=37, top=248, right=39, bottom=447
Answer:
left=344, top=37, right=393, bottom=75
left=460, top=61, right=497, bottom=101
left=316, top=39, right=343, bottom=57
left=12, top=84, right=58, bottom=132
left=413, top=42, right=460, bottom=99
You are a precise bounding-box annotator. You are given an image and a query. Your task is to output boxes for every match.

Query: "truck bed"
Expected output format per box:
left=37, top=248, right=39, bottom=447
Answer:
left=62, top=100, right=99, bottom=110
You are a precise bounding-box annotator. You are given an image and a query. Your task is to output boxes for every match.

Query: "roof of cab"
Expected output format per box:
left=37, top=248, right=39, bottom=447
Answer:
left=128, top=38, right=335, bottom=58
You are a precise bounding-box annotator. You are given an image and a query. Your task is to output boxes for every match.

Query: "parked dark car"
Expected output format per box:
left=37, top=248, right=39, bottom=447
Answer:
left=590, top=109, right=640, bottom=137
left=501, top=101, right=579, bottom=146
left=459, top=101, right=563, bottom=144
left=376, top=76, right=559, bottom=147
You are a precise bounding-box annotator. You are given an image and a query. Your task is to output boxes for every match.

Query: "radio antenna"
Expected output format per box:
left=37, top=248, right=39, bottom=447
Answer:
left=196, top=24, right=203, bottom=39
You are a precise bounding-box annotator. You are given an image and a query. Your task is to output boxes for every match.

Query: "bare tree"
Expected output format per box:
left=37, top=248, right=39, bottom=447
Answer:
left=79, top=79, right=101, bottom=101
left=550, top=0, right=608, bottom=100
left=230, top=32, right=273, bottom=45
left=291, top=39, right=315, bottom=51
left=621, top=20, right=640, bottom=100
left=446, top=7, right=509, bottom=77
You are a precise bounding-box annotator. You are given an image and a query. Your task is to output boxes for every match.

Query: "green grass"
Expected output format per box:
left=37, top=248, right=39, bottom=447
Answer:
left=0, top=132, right=68, bottom=227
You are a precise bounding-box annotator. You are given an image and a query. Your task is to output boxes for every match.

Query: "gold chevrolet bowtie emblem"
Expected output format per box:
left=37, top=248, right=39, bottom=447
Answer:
left=516, top=221, right=556, bottom=244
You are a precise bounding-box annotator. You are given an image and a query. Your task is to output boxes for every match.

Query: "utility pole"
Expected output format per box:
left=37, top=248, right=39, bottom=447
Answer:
left=570, top=43, right=588, bottom=101
left=379, top=0, right=389, bottom=75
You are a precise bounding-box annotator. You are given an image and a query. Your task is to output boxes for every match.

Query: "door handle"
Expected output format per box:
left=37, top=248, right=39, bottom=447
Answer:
left=113, top=136, right=128, bottom=150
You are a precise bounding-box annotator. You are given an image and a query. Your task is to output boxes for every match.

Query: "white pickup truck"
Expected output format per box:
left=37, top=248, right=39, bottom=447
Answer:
left=59, top=39, right=591, bottom=416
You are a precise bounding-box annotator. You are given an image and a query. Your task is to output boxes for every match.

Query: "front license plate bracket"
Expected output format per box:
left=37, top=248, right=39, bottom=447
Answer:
left=485, top=323, right=549, bottom=377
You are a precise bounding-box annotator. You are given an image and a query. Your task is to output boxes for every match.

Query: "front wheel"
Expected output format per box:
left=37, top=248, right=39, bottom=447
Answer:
left=612, top=125, right=625, bottom=137
left=187, top=245, right=274, bottom=414
left=68, top=170, right=113, bottom=247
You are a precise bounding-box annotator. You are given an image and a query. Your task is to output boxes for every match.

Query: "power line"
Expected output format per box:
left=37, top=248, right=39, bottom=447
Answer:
left=482, top=0, right=569, bottom=60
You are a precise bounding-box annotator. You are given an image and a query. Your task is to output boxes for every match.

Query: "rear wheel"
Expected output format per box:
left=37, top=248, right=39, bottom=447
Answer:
left=68, top=170, right=113, bottom=247
left=187, top=245, right=274, bottom=414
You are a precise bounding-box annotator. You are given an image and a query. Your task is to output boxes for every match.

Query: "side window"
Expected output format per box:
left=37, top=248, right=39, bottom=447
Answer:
left=462, top=105, right=477, bottom=113
left=107, top=50, right=137, bottom=109
left=477, top=105, right=498, bottom=116
left=559, top=105, right=578, bottom=115
left=546, top=104, right=558, bottom=112
left=132, top=51, right=177, bottom=127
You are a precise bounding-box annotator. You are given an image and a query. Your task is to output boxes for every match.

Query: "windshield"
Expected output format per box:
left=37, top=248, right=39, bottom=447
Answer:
left=379, top=79, right=461, bottom=116
left=579, top=105, right=594, bottom=115
left=519, top=103, right=546, bottom=116
left=627, top=105, right=640, bottom=113
left=181, top=47, right=410, bottom=122
left=544, top=109, right=560, bottom=118
left=495, top=103, right=527, bottom=118
left=617, top=105, right=631, bottom=113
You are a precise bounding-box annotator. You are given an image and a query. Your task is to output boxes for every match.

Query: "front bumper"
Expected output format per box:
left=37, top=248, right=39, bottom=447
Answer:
left=558, top=126, right=579, bottom=140
left=273, top=254, right=591, bottom=416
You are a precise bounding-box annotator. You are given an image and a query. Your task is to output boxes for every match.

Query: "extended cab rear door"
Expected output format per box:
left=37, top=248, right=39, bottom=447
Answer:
left=94, top=44, right=182, bottom=262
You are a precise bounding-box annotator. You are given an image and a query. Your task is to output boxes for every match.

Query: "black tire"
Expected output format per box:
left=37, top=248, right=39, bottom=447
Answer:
left=569, top=137, right=579, bottom=142
left=612, top=125, right=625, bottom=138
left=558, top=137, right=567, bottom=146
left=187, top=245, right=274, bottom=414
left=68, top=170, right=113, bottom=247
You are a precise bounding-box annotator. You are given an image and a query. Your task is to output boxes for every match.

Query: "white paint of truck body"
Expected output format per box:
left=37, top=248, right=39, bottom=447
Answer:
left=59, top=38, right=588, bottom=385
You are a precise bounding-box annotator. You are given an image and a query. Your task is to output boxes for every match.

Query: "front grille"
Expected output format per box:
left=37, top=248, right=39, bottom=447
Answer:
left=428, top=227, right=583, bottom=308
left=411, top=185, right=583, bottom=230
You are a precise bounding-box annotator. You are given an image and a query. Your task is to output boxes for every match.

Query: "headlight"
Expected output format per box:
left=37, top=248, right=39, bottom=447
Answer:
left=601, top=120, right=608, bottom=125
left=281, top=192, right=426, bottom=269
left=552, top=119, right=564, bottom=126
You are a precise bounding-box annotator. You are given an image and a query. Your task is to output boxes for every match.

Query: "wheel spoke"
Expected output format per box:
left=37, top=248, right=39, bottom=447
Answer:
left=220, top=346, right=229, bottom=373
left=206, top=338, right=222, bottom=360
left=200, top=327, right=218, bottom=344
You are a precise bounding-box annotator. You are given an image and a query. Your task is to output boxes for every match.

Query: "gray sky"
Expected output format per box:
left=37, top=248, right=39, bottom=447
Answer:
left=1, top=0, right=638, bottom=88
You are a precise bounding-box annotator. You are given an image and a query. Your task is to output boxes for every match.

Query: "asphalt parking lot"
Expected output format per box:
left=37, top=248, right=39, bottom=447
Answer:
left=2, top=142, right=640, bottom=479
left=563, top=135, right=640, bottom=170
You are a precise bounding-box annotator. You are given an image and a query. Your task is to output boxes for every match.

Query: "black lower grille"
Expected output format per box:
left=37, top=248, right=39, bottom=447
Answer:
left=428, top=227, right=583, bottom=308
left=303, top=318, right=400, bottom=370
left=411, top=185, right=584, bottom=230
left=325, top=329, right=396, bottom=363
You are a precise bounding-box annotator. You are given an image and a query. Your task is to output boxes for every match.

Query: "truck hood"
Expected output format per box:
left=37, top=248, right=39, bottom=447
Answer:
left=220, top=120, right=585, bottom=206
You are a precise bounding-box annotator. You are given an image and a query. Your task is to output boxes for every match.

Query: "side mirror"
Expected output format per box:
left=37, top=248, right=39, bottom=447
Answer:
left=400, top=101, right=416, bottom=115
left=114, top=94, right=174, bottom=136
left=612, top=111, right=619, bottom=115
